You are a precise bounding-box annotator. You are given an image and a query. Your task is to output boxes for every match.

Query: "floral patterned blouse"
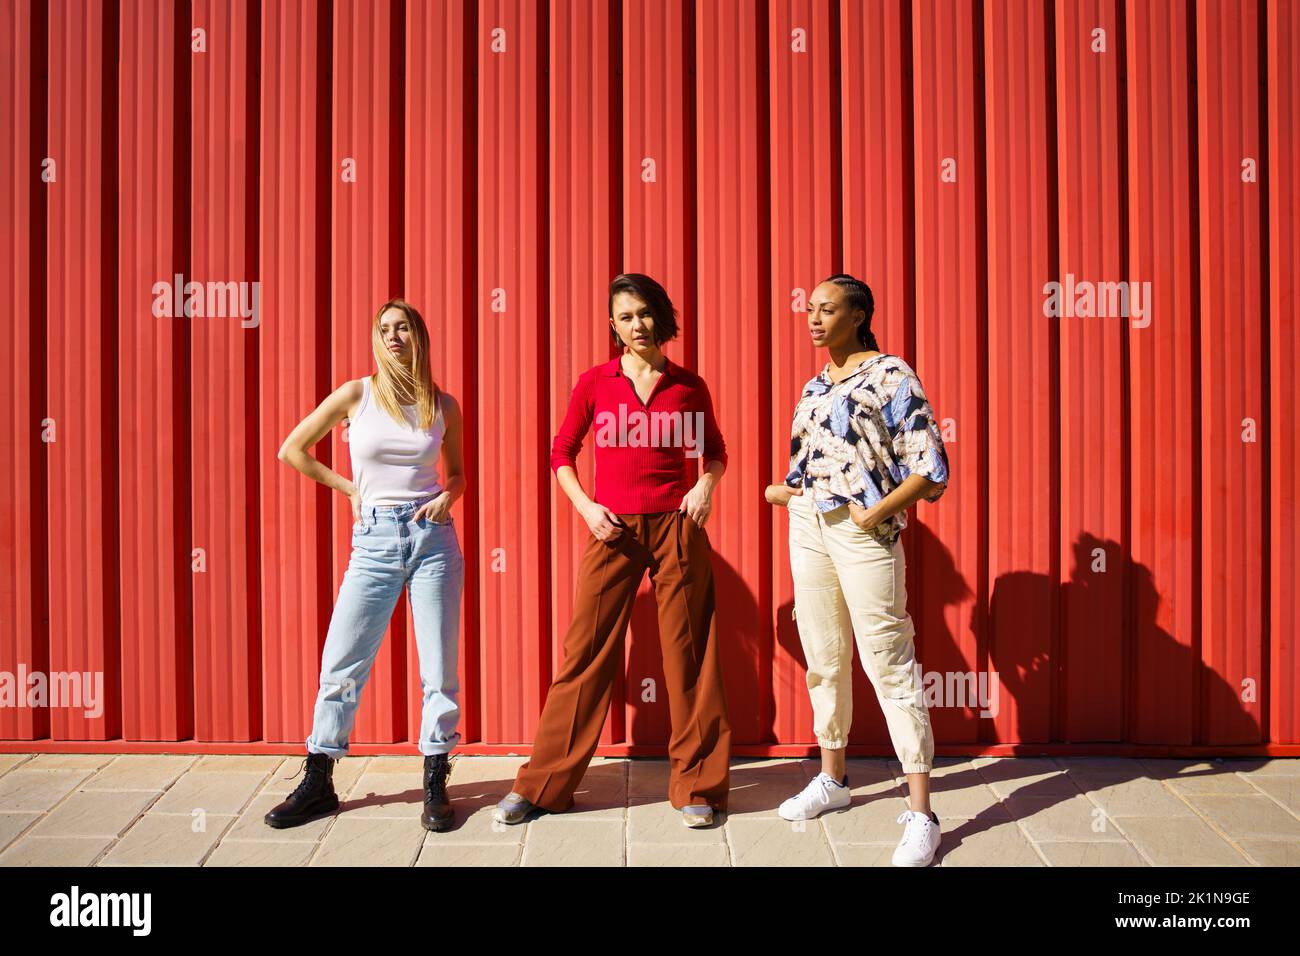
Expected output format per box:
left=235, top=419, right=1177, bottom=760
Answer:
left=784, top=352, right=950, bottom=546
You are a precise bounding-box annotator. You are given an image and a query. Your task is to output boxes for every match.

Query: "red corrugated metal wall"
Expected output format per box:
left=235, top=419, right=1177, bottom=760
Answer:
left=1, top=0, right=1296, bottom=756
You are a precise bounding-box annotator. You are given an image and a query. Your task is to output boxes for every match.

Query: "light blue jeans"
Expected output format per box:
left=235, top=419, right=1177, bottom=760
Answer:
left=306, top=494, right=465, bottom=758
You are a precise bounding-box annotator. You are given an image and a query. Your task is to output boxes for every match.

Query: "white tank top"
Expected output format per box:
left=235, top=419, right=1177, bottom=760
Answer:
left=348, top=376, right=445, bottom=506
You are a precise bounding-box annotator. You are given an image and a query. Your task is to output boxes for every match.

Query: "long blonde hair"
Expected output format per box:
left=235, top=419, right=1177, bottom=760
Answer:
left=370, top=298, right=441, bottom=430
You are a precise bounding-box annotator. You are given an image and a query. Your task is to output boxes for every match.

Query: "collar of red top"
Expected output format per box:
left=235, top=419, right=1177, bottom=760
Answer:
left=604, top=353, right=679, bottom=380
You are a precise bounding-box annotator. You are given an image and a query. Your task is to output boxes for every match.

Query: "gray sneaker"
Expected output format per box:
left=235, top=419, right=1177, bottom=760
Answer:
left=681, top=804, right=715, bottom=828
left=493, top=791, right=536, bottom=825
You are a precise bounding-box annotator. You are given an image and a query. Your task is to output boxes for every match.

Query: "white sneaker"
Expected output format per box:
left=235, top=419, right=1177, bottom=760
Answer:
left=778, top=772, right=852, bottom=821
left=892, top=808, right=941, bottom=866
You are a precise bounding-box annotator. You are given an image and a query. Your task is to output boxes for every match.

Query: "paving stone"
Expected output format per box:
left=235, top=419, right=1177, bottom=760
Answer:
left=520, top=818, right=623, bottom=866
left=437, top=755, right=526, bottom=787
left=0, top=812, right=40, bottom=852
left=1004, top=794, right=1128, bottom=842
left=205, top=840, right=317, bottom=867
left=628, top=758, right=670, bottom=796
left=916, top=756, right=985, bottom=781
left=360, top=756, right=425, bottom=775
left=563, top=761, right=627, bottom=818
left=1164, top=772, right=1257, bottom=795
left=0, top=754, right=1278, bottom=868
left=99, top=813, right=235, bottom=866
left=1237, top=758, right=1300, bottom=777
left=1136, top=758, right=1211, bottom=778
left=975, top=757, right=1081, bottom=798
left=1211, top=758, right=1278, bottom=776
left=311, top=816, right=424, bottom=867
left=1067, top=773, right=1198, bottom=818
left=192, top=755, right=285, bottom=774
left=0, top=835, right=111, bottom=867
left=627, top=800, right=725, bottom=844
left=727, top=816, right=835, bottom=866
left=1038, top=842, right=1150, bottom=866
left=83, top=755, right=197, bottom=792
left=337, top=770, right=423, bottom=820
left=730, top=757, right=806, bottom=780
left=0, top=756, right=31, bottom=777
left=934, top=820, right=1045, bottom=866
left=1237, top=840, right=1300, bottom=866
left=923, top=769, right=1009, bottom=820
left=224, top=793, right=335, bottom=843
left=724, top=761, right=815, bottom=819
left=150, top=771, right=266, bottom=816
left=1138, top=760, right=1254, bottom=794
left=1051, top=756, right=1143, bottom=773
left=821, top=792, right=936, bottom=844
left=1115, top=816, right=1251, bottom=866
left=416, top=842, right=522, bottom=867
left=846, top=757, right=900, bottom=778
left=1238, top=774, right=1300, bottom=814
left=628, top=843, right=730, bottom=867
left=792, top=757, right=897, bottom=783
left=26, top=754, right=115, bottom=771
left=832, top=843, right=899, bottom=867
left=1181, top=794, right=1300, bottom=840
left=0, top=769, right=92, bottom=812
left=31, top=789, right=156, bottom=838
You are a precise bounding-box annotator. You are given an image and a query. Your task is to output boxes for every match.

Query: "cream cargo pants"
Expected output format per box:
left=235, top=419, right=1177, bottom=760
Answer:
left=787, top=492, right=934, bottom=773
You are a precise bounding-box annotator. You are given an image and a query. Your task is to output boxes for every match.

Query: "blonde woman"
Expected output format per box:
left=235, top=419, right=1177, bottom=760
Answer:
left=266, top=298, right=466, bottom=832
left=765, top=274, right=949, bottom=866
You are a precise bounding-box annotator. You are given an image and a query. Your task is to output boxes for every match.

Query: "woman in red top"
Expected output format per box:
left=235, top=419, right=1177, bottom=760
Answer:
left=494, top=273, right=732, bottom=828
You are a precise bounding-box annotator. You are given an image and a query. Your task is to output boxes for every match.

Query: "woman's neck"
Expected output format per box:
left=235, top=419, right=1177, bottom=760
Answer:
left=621, top=344, right=666, bottom=374
left=827, top=343, right=876, bottom=370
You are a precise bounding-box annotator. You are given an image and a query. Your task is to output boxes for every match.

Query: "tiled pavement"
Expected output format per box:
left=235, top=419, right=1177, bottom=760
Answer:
left=0, top=753, right=1296, bottom=866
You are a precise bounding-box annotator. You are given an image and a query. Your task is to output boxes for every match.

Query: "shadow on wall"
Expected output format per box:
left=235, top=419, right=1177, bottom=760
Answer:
left=615, top=516, right=1258, bottom=750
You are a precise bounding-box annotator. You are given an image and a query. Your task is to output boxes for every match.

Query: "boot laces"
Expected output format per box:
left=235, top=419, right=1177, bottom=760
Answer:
left=286, top=757, right=328, bottom=801
left=425, top=755, right=453, bottom=803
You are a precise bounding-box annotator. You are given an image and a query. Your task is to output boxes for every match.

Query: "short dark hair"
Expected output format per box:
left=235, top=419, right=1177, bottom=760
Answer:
left=607, top=272, right=679, bottom=346
left=821, top=273, right=879, bottom=350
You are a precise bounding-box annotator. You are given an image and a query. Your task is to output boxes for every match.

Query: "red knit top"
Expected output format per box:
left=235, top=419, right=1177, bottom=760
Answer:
left=550, top=355, right=728, bottom=514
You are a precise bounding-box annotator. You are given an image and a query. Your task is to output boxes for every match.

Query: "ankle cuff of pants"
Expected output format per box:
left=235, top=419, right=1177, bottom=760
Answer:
left=816, top=737, right=847, bottom=751
left=900, top=761, right=931, bottom=774
left=417, top=740, right=458, bottom=756
left=305, top=740, right=347, bottom=760
left=511, top=777, right=577, bottom=814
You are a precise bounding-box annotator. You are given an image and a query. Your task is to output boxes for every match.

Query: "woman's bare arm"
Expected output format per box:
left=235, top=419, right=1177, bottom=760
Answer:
left=416, top=392, right=467, bottom=523
left=848, top=473, right=945, bottom=531
left=277, top=380, right=363, bottom=515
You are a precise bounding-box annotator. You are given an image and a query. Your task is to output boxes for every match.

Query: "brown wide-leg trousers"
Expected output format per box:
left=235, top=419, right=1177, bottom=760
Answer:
left=512, top=509, right=732, bottom=812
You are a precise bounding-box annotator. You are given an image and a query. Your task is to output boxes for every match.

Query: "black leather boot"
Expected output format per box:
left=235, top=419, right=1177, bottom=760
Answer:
left=264, top=752, right=340, bottom=829
left=420, top=753, right=454, bottom=832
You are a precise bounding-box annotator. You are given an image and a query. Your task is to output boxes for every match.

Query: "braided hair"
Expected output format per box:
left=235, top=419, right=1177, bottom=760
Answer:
left=821, top=273, right=878, bottom=351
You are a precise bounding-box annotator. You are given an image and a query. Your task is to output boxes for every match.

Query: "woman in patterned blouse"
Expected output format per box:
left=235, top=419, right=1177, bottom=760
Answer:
left=764, top=273, right=950, bottom=866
